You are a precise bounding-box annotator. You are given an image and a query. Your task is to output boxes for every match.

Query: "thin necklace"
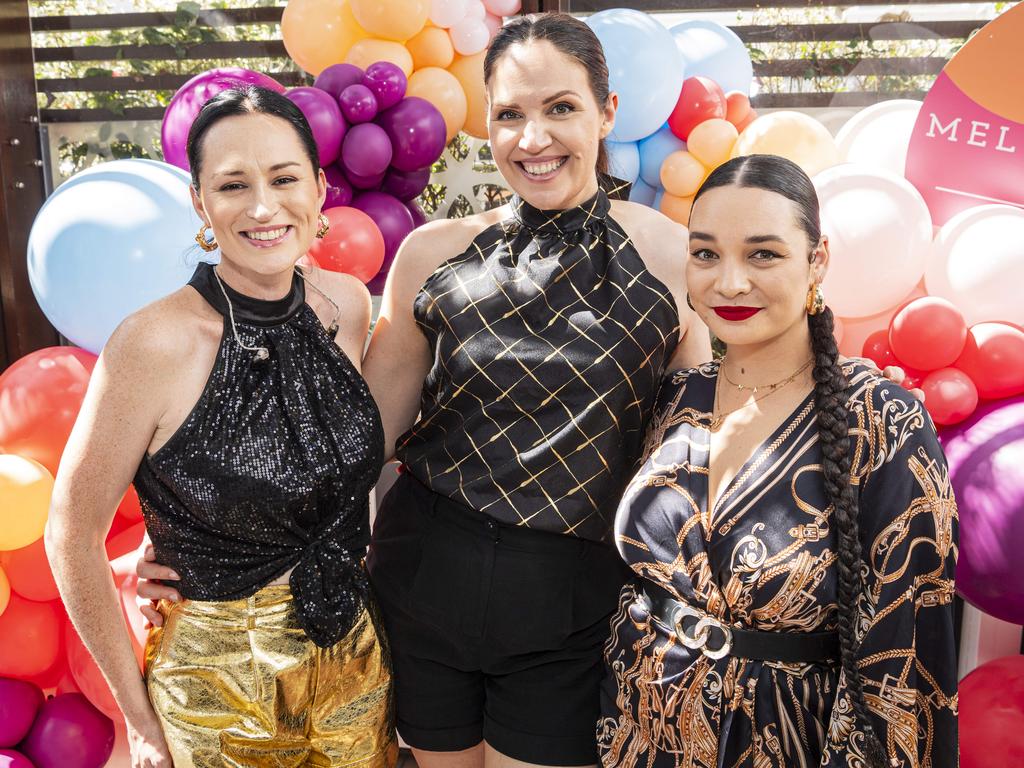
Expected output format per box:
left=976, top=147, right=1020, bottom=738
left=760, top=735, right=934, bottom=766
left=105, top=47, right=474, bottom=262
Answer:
left=720, top=357, right=814, bottom=393
left=709, top=357, right=813, bottom=432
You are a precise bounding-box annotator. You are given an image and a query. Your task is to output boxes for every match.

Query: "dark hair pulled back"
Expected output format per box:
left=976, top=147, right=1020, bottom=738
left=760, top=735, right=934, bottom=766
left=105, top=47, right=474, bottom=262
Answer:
left=185, top=85, right=320, bottom=188
left=693, top=154, right=887, bottom=768
left=484, top=12, right=610, bottom=176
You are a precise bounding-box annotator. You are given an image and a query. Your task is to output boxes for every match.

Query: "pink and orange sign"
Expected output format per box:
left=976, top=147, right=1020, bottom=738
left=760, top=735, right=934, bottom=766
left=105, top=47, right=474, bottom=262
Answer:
left=905, top=5, right=1024, bottom=226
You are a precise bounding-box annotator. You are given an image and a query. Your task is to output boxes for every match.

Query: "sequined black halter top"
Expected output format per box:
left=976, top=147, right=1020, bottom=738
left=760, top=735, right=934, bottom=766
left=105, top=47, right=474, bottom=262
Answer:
left=133, top=262, right=384, bottom=647
left=396, top=190, right=680, bottom=542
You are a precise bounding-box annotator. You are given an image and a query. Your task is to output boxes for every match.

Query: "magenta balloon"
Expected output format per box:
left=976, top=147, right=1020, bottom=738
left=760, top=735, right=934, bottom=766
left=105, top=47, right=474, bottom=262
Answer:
left=366, top=268, right=389, bottom=297
left=407, top=201, right=428, bottom=228
left=377, top=97, right=448, bottom=172
left=0, top=679, right=43, bottom=748
left=161, top=68, right=285, bottom=170
left=352, top=191, right=416, bottom=263
left=339, top=84, right=379, bottom=124
left=20, top=694, right=114, bottom=768
left=942, top=395, right=1024, bottom=623
left=324, top=165, right=354, bottom=209
left=363, top=62, right=407, bottom=111
left=382, top=166, right=431, bottom=202
left=286, top=87, right=347, bottom=167
left=313, top=63, right=364, bottom=100
left=342, top=123, right=393, bottom=178
left=0, top=750, right=35, bottom=768
left=346, top=168, right=386, bottom=190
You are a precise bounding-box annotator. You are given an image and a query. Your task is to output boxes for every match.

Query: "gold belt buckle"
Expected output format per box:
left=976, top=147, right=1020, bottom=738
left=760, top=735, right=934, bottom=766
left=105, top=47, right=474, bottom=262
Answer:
left=670, top=603, right=733, bottom=660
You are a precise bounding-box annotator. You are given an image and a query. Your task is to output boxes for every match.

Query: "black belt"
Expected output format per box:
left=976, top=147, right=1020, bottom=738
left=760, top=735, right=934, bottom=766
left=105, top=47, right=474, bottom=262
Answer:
left=641, top=582, right=839, bottom=664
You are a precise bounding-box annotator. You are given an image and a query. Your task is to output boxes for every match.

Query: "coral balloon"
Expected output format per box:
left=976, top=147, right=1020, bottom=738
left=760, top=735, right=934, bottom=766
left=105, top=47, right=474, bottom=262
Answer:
left=961, top=655, right=1024, bottom=768
left=0, top=678, right=43, bottom=748
left=921, top=368, right=978, bottom=425
left=346, top=39, right=414, bottom=77
left=307, top=207, right=387, bottom=284
left=0, top=456, right=52, bottom=552
left=836, top=282, right=927, bottom=359
left=889, top=297, right=967, bottom=371
left=324, top=165, right=355, bottom=208
left=377, top=97, right=447, bottom=172
left=407, top=67, right=467, bottom=143
left=861, top=330, right=898, bottom=369
left=668, top=77, right=727, bottom=141
left=407, top=26, right=455, bottom=70
left=685, top=118, right=738, bottom=170
left=312, top=62, right=364, bottom=100
left=725, top=91, right=751, bottom=125
left=0, top=537, right=59, bottom=602
left=282, top=0, right=368, bottom=76
left=733, top=110, right=840, bottom=177
left=660, top=193, right=695, bottom=227
left=450, top=19, right=490, bottom=56
left=363, top=61, right=408, bottom=111
left=0, top=568, right=8, bottom=616
left=342, top=123, right=393, bottom=177
left=0, top=346, right=96, bottom=475
left=285, top=87, right=346, bottom=167
left=447, top=51, right=487, bottom=139
left=338, top=84, right=379, bottom=124
left=0, top=594, right=62, bottom=678
left=65, top=623, right=119, bottom=720
left=956, top=323, right=1024, bottom=400
left=430, top=0, right=467, bottom=28
left=660, top=150, right=706, bottom=198
left=20, top=693, right=114, bottom=768
left=351, top=0, right=429, bottom=42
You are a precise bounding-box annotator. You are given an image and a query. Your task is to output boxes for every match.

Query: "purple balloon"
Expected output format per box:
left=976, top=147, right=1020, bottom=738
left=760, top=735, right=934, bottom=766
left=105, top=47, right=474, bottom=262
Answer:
left=366, top=269, right=389, bottom=297
left=286, top=86, right=347, bottom=167
left=0, top=679, right=43, bottom=748
left=20, top=694, right=114, bottom=768
left=313, top=63, right=364, bottom=100
left=0, top=749, right=35, bottom=768
left=407, top=201, right=428, bottom=228
left=382, top=166, right=431, bottom=202
left=342, top=123, right=393, bottom=179
left=161, top=68, right=285, bottom=170
left=339, top=84, right=379, bottom=124
left=362, top=62, right=407, bottom=111
left=346, top=168, right=387, bottom=190
left=377, top=97, right=448, bottom=172
left=352, top=191, right=416, bottom=264
left=324, top=164, right=354, bottom=209
left=943, top=395, right=1024, bottom=624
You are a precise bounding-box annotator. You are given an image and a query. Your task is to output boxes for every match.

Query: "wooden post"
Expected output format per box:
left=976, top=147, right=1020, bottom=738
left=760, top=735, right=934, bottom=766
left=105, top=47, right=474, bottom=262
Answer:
left=0, top=0, right=57, bottom=371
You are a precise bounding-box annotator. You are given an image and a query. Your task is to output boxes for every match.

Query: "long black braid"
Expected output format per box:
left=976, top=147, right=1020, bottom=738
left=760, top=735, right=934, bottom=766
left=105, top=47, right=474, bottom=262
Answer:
left=694, top=154, right=887, bottom=767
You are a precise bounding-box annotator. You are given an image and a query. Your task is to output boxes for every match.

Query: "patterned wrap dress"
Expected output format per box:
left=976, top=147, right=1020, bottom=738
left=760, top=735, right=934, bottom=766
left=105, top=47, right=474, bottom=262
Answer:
left=599, top=361, right=959, bottom=768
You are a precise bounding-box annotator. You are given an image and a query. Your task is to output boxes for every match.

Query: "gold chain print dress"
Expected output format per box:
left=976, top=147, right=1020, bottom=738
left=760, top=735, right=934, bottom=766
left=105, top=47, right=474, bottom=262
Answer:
left=598, top=361, right=958, bottom=768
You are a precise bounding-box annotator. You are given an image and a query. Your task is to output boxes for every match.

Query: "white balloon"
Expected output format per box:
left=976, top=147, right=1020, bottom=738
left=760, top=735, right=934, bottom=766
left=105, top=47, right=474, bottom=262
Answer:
left=835, top=99, right=922, bottom=177
left=429, top=0, right=467, bottom=28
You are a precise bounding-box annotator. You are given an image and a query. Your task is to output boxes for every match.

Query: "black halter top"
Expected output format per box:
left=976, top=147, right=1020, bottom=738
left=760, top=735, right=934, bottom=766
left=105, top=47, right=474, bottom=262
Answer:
left=396, top=190, right=680, bottom=542
left=133, top=262, right=384, bottom=647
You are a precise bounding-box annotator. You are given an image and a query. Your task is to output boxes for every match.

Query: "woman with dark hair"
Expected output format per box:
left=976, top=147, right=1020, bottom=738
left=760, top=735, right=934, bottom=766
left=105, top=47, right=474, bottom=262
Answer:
left=598, top=154, right=958, bottom=768
left=46, top=85, right=396, bottom=768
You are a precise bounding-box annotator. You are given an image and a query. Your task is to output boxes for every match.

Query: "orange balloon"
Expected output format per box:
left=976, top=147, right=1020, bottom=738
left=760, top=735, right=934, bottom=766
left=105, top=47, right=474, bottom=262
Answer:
left=407, top=26, right=455, bottom=70
left=407, top=67, right=468, bottom=143
left=0, top=537, right=59, bottom=602
left=660, top=193, right=695, bottom=227
left=282, top=0, right=368, bottom=76
left=686, top=118, right=739, bottom=170
left=66, top=621, right=121, bottom=720
left=345, top=39, right=415, bottom=77
left=0, top=593, right=62, bottom=678
left=351, top=0, right=428, bottom=41
left=447, top=51, right=488, bottom=139
left=660, top=150, right=706, bottom=198
left=725, top=91, right=751, bottom=125
left=308, top=207, right=386, bottom=284
left=0, top=456, right=53, bottom=552
left=0, top=346, right=96, bottom=476
left=0, top=566, right=10, bottom=616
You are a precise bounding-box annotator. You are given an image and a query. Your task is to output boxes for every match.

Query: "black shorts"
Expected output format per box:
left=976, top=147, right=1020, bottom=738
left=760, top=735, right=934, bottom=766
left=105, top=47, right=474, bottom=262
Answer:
left=367, top=472, right=631, bottom=766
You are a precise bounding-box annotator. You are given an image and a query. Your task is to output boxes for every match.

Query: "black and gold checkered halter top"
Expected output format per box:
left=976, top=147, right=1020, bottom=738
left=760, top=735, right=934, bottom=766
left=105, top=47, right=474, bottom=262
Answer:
left=396, top=190, right=680, bottom=541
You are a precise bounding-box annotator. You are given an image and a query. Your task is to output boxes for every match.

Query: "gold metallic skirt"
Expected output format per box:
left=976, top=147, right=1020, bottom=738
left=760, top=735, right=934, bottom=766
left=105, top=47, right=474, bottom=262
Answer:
left=144, top=585, right=397, bottom=768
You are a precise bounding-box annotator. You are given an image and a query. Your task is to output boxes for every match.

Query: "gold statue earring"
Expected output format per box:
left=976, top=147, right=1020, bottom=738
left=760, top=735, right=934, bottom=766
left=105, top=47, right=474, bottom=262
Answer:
left=805, top=284, right=825, bottom=315
left=315, top=213, right=330, bottom=239
left=195, top=223, right=217, bottom=252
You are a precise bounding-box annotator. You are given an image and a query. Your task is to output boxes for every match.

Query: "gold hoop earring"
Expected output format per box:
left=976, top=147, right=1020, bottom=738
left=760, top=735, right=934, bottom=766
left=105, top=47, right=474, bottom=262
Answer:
left=195, top=223, right=218, bottom=252
left=806, top=284, right=825, bottom=315
left=316, top=213, right=330, bottom=239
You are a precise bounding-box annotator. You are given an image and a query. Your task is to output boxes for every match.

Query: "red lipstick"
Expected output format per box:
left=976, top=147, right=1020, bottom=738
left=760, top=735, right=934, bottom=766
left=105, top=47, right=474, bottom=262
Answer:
left=713, top=306, right=762, bottom=321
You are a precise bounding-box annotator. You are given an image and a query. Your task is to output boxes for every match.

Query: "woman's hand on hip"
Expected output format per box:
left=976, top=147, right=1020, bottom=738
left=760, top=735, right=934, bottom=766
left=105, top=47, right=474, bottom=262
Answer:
left=136, top=544, right=180, bottom=628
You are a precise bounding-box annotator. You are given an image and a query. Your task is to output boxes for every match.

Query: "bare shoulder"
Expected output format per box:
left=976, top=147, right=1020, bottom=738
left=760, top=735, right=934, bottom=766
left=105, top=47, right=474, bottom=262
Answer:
left=609, top=200, right=688, bottom=275
left=303, top=266, right=372, bottom=333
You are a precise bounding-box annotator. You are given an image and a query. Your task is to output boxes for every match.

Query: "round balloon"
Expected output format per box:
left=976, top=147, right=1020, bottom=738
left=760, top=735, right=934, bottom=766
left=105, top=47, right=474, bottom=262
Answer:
left=407, top=201, right=428, bottom=228
left=448, top=52, right=488, bottom=139
left=161, top=68, right=285, bottom=171
left=312, top=62, right=364, bottom=100
left=282, top=0, right=368, bottom=76
left=324, top=164, right=354, bottom=209
left=861, top=330, right=898, bottom=369
left=669, top=20, right=753, bottom=96
left=429, top=0, right=467, bottom=28
left=0, top=679, right=43, bottom=748
left=605, top=141, right=640, bottom=184
left=836, top=282, right=927, bottom=359
left=0, top=593, right=62, bottom=678
left=363, top=61, right=408, bottom=112
left=407, top=67, right=467, bottom=143
left=351, top=0, right=429, bottom=41
left=733, top=110, right=840, bottom=177
left=377, top=97, right=447, bottom=172
left=961, top=655, right=1024, bottom=768
left=285, top=87, right=346, bottom=167
left=638, top=125, right=686, bottom=188
left=835, top=99, right=921, bottom=177
left=338, top=83, right=379, bottom=124
left=0, top=537, right=59, bottom=602
left=352, top=192, right=417, bottom=264
left=307, top=206, right=386, bottom=284
left=0, top=750, right=34, bottom=768
left=0, top=568, right=8, bottom=616
left=586, top=9, right=685, bottom=142
left=341, top=123, right=393, bottom=178
left=65, top=623, right=120, bottom=721
left=0, top=456, right=52, bottom=552
left=407, top=25, right=456, bottom=69
left=20, top=693, right=114, bottom=768
left=346, top=39, right=414, bottom=77
left=628, top=178, right=658, bottom=207
left=889, top=297, right=968, bottom=371
left=27, top=159, right=201, bottom=353
left=686, top=118, right=738, bottom=170
left=381, top=166, right=432, bottom=202
left=816, top=165, right=932, bottom=318
left=955, top=323, right=1024, bottom=400
left=668, top=76, right=726, bottom=142
left=921, top=367, right=978, bottom=425
left=660, top=150, right=705, bottom=199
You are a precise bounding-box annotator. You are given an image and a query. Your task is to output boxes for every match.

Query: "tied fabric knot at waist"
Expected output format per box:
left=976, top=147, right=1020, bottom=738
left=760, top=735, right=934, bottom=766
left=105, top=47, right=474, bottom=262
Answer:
left=289, top=535, right=370, bottom=648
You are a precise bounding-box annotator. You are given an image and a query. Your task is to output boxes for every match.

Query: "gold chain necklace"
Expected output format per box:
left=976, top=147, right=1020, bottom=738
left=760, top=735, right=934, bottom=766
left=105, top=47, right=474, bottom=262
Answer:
left=720, top=357, right=814, bottom=393
left=709, top=358, right=814, bottom=431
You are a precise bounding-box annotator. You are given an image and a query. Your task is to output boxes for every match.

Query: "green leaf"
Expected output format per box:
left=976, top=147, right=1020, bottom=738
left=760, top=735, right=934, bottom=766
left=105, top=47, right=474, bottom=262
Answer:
left=83, top=67, right=113, bottom=78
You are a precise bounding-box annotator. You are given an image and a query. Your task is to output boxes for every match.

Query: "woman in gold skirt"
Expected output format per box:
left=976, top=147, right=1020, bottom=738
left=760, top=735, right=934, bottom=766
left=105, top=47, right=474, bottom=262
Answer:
left=46, top=86, right=396, bottom=768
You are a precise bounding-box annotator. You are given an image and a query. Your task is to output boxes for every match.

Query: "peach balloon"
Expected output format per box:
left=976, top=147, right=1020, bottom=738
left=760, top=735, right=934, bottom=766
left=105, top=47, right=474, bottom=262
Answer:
left=346, top=39, right=415, bottom=77
left=0, top=456, right=53, bottom=552
left=351, top=0, right=429, bottom=42
left=448, top=51, right=488, bottom=139
left=686, top=118, right=738, bottom=170
left=0, top=566, right=9, bottom=617
left=660, top=193, right=695, bottom=227
left=407, top=25, right=455, bottom=69
left=732, top=111, right=840, bottom=177
left=660, top=150, right=706, bottom=198
left=282, top=0, right=368, bottom=76
left=408, top=67, right=468, bottom=143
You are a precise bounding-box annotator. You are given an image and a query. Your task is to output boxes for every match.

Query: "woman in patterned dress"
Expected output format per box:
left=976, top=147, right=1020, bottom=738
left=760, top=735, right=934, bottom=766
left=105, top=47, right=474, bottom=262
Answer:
left=598, top=155, right=958, bottom=768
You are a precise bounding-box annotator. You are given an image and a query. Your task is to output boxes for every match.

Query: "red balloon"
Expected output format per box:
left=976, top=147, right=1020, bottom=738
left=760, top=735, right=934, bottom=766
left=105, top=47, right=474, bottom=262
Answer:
left=921, top=367, right=978, bottom=425
left=0, top=537, right=59, bottom=602
left=955, top=322, right=1024, bottom=400
left=307, top=206, right=387, bottom=284
left=0, top=347, right=97, bottom=475
left=902, top=366, right=926, bottom=390
left=116, top=486, right=143, bottom=522
left=104, top=521, right=146, bottom=562
left=961, top=655, right=1024, bottom=768
left=889, top=297, right=968, bottom=372
left=65, top=622, right=120, bottom=721
left=0, top=594, right=62, bottom=678
left=668, top=76, right=726, bottom=141
left=860, top=330, right=898, bottom=369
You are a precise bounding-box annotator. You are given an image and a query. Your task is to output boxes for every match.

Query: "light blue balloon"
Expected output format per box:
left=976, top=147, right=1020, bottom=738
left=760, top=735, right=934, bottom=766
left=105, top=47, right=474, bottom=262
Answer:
left=606, top=140, right=640, bottom=184
left=670, top=20, right=753, bottom=96
left=653, top=188, right=665, bottom=211
left=628, top=178, right=658, bottom=208
left=28, top=159, right=203, bottom=354
left=638, top=125, right=687, bottom=189
left=586, top=9, right=685, bottom=143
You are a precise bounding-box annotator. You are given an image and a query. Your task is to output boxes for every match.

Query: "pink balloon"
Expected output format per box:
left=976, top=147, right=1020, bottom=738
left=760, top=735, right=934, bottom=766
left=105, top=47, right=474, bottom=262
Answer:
left=313, top=63, right=364, bottom=100
left=161, top=68, right=285, bottom=171
left=286, top=87, right=347, bottom=167
left=450, top=18, right=490, bottom=55
left=429, top=0, right=467, bottom=28
left=20, top=694, right=114, bottom=768
left=341, top=123, right=393, bottom=178
left=363, top=62, right=407, bottom=111
left=464, top=0, right=486, bottom=21
left=0, top=678, right=43, bottom=748
left=0, top=750, right=34, bottom=768
left=483, top=0, right=520, bottom=15
left=483, top=12, right=502, bottom=37
left=324, top=164, right=354, bottom=208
